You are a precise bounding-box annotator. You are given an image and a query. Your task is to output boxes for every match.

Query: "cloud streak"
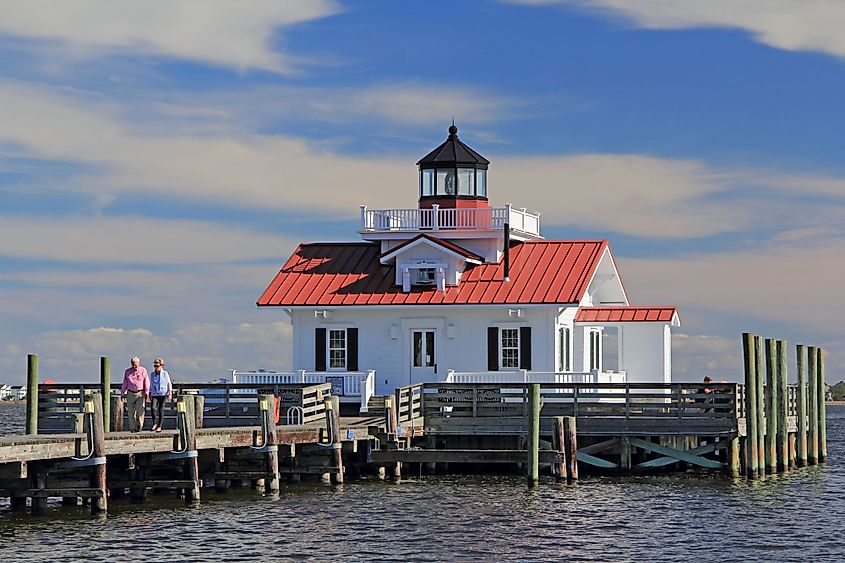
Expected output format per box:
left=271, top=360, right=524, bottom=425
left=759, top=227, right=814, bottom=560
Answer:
left=509, top=1, right=845, bottom=61
left=0, top=0, right=340, bottom=73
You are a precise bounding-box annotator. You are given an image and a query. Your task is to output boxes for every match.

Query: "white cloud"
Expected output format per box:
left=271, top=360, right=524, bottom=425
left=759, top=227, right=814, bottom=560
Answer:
left=509, top=1, right=845, bottom=61
left=0, top=216, right=297, bottom=264
left=1, top=322, right=293, bottom=383
left=0, top=0, right=340, bottom=73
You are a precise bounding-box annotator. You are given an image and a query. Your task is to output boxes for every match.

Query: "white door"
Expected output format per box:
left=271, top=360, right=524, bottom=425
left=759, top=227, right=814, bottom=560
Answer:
left=410, top=329, right=437, bottom=383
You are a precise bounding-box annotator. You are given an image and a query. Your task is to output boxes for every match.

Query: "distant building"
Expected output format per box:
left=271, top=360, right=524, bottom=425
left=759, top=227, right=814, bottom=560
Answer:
left=8, top=385, right=26, bottom=400
left=0, top=384, right=11, bottom=400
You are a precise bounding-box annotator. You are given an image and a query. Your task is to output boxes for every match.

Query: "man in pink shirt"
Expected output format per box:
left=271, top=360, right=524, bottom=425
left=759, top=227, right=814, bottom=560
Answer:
left=121, top=356, right=150, bottom=432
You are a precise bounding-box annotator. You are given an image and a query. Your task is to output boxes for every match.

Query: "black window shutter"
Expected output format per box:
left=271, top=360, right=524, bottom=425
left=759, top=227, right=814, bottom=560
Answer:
left=347, top=328, right=358, bottom=371
left=520, top=326, right=532, bottom=370
left=315, top=328, right=327, bottom=371
left=487, top=327, right=499, bottom=371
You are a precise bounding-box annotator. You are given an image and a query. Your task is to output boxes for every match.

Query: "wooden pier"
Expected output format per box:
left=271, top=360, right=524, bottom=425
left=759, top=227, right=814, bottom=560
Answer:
left=0, top=340, right=830, bottom=515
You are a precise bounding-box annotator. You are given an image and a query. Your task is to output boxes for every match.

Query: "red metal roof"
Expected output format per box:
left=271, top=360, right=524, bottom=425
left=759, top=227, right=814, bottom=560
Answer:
left=258, top=240, right=608, bottom=307
left=379, top=234, right=484, bottom=263
left=575, top=306, right=678, bottom=323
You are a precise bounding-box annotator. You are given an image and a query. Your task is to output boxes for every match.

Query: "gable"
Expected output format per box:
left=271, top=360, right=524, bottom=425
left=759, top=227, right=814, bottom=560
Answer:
left=582, top=247, right=629, bottom=306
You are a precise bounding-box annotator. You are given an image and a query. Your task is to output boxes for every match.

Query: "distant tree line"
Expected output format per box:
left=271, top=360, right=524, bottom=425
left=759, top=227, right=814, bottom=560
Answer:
left=830, top=381, right=845, bottom=401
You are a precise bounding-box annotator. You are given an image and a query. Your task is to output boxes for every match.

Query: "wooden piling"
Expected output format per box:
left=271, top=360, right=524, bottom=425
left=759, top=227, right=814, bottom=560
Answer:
left=110, top=394, right=124, bottom=432
left=552, top=416, right=567, bottom=482
left=807, top=346, right=819, bottom=465
left=324, top=396, right=344, bottom=484
left=764, top=338, right=778, bottom=474
left=728, top=437, right=741, bottom=478
left=26, top=354, right=38, bottom=435
left=194, top=394, right=205, bottom=430
left=796, top=344, right=808, bottom=467
left=100, top=356, right=110, bottom=433
left=260, top=394, right=280, bottom=493
left=88, top=392, right=107, bottom=514
left=182, top=396, right=201, bottom=502
left=31, top=472, right=48, bottom=515
left=817, top=348, right=827, bottom=463
left=753, top=336, right=766, bottom=475
left=526, top=383, right=540, bottom=487
left=742, top=333, right=759, bottom=477
left=563, top=415, right=578, bottom=482
left=776, top=340, right=789, bottom=471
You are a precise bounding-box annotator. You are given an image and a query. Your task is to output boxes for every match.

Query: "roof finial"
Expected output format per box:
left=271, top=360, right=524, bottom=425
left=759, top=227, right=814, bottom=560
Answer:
left=448, top=118, right=458, bottom=137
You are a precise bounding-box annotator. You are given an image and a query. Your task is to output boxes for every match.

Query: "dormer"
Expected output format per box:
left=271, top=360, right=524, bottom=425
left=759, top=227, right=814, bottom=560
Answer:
left=379, top=234, right=483, bottom=292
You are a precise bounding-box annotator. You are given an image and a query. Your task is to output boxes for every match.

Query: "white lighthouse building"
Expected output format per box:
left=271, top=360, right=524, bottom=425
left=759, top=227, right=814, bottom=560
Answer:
left=252, top=125, right=679, bottom=411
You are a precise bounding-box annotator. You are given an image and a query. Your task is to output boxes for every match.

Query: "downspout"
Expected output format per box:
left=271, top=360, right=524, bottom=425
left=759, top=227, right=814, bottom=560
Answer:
left=503, top=221, right=510, bottom=282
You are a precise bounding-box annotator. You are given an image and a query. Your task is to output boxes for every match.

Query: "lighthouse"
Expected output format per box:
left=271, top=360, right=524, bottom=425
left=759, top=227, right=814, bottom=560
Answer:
left=256, top=125, right=679, bottom=410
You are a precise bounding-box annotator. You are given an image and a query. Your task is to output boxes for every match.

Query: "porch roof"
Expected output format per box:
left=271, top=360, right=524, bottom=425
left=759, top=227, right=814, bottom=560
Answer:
left=575, top=306, right=679, bottom=324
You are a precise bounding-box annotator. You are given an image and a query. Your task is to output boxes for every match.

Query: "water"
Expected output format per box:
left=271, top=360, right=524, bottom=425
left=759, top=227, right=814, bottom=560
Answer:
left=1, top=404, right=843, bottom=561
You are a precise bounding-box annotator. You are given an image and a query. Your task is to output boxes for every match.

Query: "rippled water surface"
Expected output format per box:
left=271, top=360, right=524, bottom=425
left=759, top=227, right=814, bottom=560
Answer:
left=0, top=404, right=843, bottom=562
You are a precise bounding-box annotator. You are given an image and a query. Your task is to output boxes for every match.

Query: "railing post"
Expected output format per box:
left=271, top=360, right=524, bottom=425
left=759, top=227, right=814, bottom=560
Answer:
left=431, top=204, right=439, bottom=231
left=100, top=356, right=110, bottom=433
left=298, top=369, right=307, bottom=383
left=360, top=205, right=368, bottom=230
left=26, top=354, right=38, bottom=435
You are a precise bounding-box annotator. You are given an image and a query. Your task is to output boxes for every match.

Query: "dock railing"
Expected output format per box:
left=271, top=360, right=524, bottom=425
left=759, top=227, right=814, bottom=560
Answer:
left=231, top=369, right=376, bottom=413
left=37, top=382, right=332, bottom=433
left=421, top=382, right=783, bottom=436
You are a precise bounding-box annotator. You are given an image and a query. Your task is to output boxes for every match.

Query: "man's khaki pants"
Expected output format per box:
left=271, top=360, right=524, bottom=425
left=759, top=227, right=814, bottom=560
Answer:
left=125, top=390, right=146, bottom=431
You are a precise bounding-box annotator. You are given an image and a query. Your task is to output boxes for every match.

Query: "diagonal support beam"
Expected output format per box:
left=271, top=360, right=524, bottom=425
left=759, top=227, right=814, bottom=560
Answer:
left=576, top=451, right=618, bottom=469
left=635, top=439, right=728, bottom=469
left=580, top=438, right=621, bottom=455
left=629, top=438, right=722, bottom=469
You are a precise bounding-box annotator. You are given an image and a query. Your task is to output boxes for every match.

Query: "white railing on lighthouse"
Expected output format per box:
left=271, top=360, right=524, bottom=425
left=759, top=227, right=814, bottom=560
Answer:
left=360, top=204, right=541, bottom=237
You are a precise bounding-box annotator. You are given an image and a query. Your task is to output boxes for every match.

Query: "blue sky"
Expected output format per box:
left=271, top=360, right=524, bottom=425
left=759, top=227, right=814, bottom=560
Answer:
left=0, top=0, right=843, bottom=382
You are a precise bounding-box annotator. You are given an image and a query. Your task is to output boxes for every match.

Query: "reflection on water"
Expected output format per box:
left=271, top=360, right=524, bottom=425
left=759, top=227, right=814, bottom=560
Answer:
left=0, top=405, right=842, bottom=562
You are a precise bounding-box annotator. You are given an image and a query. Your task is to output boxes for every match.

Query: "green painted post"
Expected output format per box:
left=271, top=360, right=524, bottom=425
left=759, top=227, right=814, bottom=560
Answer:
left=742, top=333, right=759, bottom=477
left=26, top=354, right=38, bottom=435
left=807, top=347, right=819, bottom=466
left=754, top=336, right=766, bottom=476
left=817, top=348, right=827, bottom=463
left=776, top=340, right=789, bottom=471
left=764, top=338, right=778, bottom=473
left=796, top=344, right=808, bottom=467
left=100, top=356, right=110, bottom=433
left=527, top=383, right=540, bottom=488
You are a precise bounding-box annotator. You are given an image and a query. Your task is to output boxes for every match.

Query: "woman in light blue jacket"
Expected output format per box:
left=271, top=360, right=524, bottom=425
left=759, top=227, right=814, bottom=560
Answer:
left=149, top=357, right=173, bottom=432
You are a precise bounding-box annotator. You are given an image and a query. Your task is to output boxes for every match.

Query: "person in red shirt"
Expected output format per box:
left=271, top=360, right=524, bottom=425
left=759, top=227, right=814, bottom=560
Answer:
left=121, top=357, right=150, bottom=432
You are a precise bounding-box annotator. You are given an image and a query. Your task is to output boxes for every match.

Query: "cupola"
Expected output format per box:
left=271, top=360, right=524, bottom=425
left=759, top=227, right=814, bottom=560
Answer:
left=417, top=124, right=490, bottom=209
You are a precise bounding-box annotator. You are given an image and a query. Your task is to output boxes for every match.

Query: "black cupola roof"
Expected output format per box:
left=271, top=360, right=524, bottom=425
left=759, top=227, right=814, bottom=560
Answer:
left=417, top=124, right=490, bottom=169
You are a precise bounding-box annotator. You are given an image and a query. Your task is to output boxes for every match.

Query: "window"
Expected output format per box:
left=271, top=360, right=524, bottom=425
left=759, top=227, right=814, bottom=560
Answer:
left=589, top=329, right=602, bottom=371
left=458, top=168, right=474, bottom=195
left=559, top=327, right=571, bottom=372
left=420, top=169, right=434, bottom=197
left=476, top=169, right=487, bottom=197
left=501, top=328, right=520, bottom=369
left=437, top=168, right=456, bottom=195
left=328, top=329, right=347, bottom=369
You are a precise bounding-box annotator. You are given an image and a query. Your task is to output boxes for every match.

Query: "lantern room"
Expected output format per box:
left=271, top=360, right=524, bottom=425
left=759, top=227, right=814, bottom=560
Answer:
left=417, top=124, right=490, bottom=209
